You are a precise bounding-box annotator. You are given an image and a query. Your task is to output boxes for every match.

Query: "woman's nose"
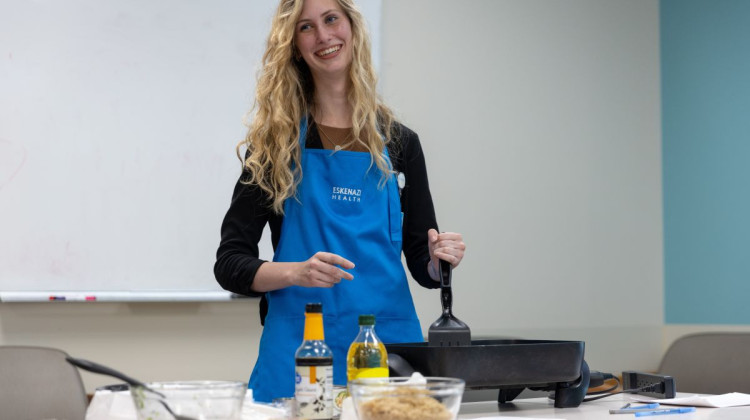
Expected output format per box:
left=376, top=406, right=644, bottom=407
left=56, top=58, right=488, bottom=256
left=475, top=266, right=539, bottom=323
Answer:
left=315, top=25, right=331, bottom=42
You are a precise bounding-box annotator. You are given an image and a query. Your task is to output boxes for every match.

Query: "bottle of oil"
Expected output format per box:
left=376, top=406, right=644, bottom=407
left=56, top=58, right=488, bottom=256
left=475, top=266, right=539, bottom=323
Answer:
left=295, top=303, right=333, bottom=419
left=347, top=314, right=389, bottom=381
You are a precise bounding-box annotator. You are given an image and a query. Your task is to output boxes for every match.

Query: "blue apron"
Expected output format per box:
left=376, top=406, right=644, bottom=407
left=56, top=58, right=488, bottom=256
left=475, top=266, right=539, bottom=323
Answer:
left=248, top=119, right=424, bottom=402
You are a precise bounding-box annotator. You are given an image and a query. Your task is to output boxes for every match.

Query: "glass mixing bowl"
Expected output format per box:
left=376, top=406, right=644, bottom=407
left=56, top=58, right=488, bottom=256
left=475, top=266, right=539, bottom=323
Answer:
left=130, top=380, right=246, bottom=420
left=348, top=376, right=465, bottom=420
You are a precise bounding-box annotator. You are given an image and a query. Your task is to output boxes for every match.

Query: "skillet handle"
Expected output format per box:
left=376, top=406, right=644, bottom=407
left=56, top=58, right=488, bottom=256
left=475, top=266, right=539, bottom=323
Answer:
left=439, top=259, right=452, bottom=315
left=387, top=353, right=416, bottom=377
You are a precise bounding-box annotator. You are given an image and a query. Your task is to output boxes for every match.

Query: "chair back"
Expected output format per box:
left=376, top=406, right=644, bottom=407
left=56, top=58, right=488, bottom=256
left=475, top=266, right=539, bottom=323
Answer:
left=658, top=332, right=750, bottom=394
left=0, top=345, right=88, bottom=420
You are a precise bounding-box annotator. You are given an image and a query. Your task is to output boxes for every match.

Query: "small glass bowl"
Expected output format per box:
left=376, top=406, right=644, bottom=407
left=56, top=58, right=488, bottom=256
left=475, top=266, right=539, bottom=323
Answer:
left=348, top=376, right=465, bottom=420
left=130, top=380, right=246, bottom=420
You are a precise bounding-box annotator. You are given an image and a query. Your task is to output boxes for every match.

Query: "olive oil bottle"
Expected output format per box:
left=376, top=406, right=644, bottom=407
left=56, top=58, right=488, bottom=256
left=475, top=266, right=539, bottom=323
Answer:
left=346, top=314, right=389, bottom=381
left=295, top=303, right=333, bottom=419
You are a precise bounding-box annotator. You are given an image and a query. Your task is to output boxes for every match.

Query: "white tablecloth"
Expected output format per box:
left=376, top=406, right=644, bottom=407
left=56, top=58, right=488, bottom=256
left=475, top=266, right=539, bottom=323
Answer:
left=86, top=388, right=287, bottom=420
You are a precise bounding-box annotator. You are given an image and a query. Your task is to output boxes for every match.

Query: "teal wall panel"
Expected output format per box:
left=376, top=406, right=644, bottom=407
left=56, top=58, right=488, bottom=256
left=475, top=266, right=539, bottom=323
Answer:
left=662, top=0, right=750, bottom=323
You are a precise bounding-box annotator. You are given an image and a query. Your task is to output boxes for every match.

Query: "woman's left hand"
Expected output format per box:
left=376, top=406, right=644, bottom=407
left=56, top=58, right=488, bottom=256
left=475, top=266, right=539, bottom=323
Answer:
left=427, top=229, right=466, bottom=281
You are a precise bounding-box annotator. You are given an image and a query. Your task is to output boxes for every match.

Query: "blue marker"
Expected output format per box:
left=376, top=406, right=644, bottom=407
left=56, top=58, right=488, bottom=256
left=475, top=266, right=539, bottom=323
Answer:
left=635, top=407, right=696, bottom=417
left=609, top=403, right=662, bottom=414
left=630, top=403, right=661, bottom=410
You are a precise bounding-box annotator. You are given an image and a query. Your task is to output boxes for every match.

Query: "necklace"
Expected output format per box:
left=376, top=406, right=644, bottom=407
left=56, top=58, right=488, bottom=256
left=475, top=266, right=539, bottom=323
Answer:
left=317, top=123, right=352, bottom=152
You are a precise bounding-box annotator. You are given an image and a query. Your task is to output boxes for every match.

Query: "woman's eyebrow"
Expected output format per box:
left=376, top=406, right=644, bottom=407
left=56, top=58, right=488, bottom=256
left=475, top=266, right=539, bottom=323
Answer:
left=298, top=9, right=338, bottom=24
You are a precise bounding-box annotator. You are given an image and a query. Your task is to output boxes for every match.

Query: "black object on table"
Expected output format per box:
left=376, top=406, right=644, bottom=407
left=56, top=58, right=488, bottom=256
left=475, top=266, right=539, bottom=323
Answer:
left=387, top=339, right=590, bottom=408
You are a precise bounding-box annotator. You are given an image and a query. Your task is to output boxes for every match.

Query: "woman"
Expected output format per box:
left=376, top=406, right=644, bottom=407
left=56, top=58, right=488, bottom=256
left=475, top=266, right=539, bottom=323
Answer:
left=214, top=0, right=466, bottom=402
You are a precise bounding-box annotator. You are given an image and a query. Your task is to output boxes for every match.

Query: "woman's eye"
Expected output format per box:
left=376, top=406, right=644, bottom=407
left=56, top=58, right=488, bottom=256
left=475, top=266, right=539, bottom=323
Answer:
left=299, top=23, right=312, bottom=32
left=325, top=14, right=338, bottom=24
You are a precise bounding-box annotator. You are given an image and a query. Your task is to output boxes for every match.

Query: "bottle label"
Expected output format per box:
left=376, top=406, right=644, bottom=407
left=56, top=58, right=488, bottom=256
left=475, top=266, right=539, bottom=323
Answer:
left=295, top=365, right=333, bottom=419
left=350, top=366, right=389, bottom=380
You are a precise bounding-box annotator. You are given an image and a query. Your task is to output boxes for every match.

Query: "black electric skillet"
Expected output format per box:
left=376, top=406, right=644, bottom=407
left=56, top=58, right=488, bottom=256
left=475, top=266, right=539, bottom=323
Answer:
left=385, top=262, right=588, bottom=407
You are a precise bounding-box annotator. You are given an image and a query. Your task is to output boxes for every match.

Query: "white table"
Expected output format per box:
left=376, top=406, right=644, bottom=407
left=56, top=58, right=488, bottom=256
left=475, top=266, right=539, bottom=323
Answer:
left=459, top=393, right=750, bottom=419
left=88, top=389, right=750, bottom=419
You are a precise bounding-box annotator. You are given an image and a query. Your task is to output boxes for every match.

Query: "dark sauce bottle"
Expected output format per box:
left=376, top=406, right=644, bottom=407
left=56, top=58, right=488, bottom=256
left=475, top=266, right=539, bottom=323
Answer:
left=294, top=303, right=333, bottom=419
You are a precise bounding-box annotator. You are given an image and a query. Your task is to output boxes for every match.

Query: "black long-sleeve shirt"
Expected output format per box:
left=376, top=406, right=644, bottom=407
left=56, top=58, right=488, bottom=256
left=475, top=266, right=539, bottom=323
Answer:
left=214, top=122, right=439, bottom=323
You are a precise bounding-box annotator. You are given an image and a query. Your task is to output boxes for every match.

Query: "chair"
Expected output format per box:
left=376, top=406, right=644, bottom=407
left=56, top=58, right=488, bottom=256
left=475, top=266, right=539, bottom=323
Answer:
left=657, top=332, right=750, bottom=394
left=0, top=345, right=88, bottom=420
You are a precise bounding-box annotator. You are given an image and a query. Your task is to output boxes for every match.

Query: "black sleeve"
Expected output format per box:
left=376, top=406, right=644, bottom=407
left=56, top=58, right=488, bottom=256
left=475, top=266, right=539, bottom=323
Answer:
left=389, top=124, right=440, bottom=289
left=213, top=173, right=273, bottom=297
left=214, top=128, right=316, bottom=300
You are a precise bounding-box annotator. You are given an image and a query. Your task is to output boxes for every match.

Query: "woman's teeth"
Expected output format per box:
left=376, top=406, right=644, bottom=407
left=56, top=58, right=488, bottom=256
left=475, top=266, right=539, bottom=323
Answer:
left=317, top=45, right=340, bottom=57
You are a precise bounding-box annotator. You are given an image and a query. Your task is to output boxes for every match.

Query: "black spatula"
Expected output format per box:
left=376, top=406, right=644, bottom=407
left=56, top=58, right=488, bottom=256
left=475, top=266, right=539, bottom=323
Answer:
left=428, top=259, right=471, bottom=346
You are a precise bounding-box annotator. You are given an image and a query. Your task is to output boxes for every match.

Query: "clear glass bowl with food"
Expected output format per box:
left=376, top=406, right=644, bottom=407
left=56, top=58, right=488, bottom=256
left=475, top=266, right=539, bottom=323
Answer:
left=348, top=376, right=465, bottom=420
left=130, top=380, right=246, bottom=420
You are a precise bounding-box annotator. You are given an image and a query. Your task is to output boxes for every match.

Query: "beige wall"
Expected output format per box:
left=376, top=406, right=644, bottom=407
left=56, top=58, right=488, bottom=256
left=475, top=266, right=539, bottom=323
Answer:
left=0, top=302, right=263, bottom=391
left=382, top=0, right=664, bottom=377
left=0, top=0, right=681, bottom=394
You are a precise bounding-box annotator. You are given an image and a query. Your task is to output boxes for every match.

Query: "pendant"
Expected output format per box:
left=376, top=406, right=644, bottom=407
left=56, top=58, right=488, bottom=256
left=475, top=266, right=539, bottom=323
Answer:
left=334, top=145, right=342, bottom=151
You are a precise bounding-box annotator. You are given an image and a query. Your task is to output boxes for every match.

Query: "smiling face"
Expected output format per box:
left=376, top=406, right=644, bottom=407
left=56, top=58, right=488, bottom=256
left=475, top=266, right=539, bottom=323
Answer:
left=294, top=0, right=353, bottom=83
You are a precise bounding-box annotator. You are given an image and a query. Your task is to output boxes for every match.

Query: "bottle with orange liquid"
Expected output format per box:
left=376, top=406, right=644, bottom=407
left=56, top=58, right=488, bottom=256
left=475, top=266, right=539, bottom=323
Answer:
left=295, top=303, right=333, bottom=419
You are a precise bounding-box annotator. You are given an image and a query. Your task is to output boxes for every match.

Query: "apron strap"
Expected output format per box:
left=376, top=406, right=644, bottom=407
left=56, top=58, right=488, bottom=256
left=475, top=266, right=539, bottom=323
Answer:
left=298, top=116, right=308, bottom=149
left=385, top=153, right=403, bottom=245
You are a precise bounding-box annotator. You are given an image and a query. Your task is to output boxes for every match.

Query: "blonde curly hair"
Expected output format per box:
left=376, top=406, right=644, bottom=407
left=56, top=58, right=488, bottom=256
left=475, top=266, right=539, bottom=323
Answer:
left=237, top=0, right=397, bottom=214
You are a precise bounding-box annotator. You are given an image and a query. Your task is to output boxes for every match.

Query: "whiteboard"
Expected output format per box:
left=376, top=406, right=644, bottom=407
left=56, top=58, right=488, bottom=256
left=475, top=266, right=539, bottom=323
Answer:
left=0, top=0, right=381, bottom=301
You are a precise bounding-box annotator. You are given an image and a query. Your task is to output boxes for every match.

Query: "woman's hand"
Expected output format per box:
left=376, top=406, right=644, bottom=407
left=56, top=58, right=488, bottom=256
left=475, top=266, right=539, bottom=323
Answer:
left=251, top=252, right=354, bottom=292
left=427, top=229, right=466, bottom=281
left=291, top=252, right=355, bottom=288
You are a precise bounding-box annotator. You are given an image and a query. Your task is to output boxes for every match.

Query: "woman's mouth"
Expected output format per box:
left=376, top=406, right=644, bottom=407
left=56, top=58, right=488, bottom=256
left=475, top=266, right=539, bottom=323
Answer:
left=316, top=45, right=341, bottom=58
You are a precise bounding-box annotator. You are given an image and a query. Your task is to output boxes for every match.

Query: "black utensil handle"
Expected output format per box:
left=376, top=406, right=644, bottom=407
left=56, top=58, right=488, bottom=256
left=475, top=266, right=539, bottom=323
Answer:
left=67, top=356, right=194, bottom=420
left=66, top=356, right=149, bottom=390
left=387, top=353, right=416, bottom=377
left=439, top=259, right=452, bottom=314
left=439, top=259, right=452, bottom=288
left=440, top=287, right=453, bottom=316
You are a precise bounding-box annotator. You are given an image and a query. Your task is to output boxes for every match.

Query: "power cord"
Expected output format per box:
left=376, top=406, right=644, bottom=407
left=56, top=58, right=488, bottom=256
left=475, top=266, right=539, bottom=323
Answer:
left=583, top=380, right=664, bottom=402
left=584, top=372, right=620, bottom=397
left=547, top=370, right=618, bottom=403
left=549, top=371, right=665, bottom=403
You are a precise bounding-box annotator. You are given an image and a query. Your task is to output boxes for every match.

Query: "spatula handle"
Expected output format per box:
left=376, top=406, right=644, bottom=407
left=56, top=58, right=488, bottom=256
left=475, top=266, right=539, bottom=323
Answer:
left=66, top=356, right=146, bottom=388
left=439, top=259, right=452, bottom=288
left=66, top=356, right=195, bottom=420
left=439, top=259, right=452, bottom=315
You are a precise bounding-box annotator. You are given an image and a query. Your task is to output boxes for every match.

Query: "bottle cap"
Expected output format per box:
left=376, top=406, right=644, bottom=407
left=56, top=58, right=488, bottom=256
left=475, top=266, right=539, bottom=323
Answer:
left=359, top=314, right=375, bottom=325
left=305, top=303, right=323, bottom=313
